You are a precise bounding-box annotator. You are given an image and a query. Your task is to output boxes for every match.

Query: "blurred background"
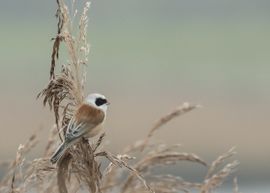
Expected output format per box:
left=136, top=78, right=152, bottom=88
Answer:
left=0, top=0, right=269, bottom=192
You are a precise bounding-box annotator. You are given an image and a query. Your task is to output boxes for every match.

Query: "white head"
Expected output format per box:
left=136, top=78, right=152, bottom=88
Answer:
left=85, top=93, right=109, bottom=112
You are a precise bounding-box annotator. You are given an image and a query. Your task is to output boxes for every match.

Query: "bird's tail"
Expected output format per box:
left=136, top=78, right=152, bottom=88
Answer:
left=50, top=141, right=69, bottom=164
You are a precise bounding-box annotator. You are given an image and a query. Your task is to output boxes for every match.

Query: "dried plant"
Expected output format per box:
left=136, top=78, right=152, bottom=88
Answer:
left=233, top=177, right=242, bottom=193
left=140, top=103, right=200, bottom=151
left=0, top=1, right=244, bottom=193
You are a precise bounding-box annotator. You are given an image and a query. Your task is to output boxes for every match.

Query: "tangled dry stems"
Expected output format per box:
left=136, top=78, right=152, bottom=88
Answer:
left=0, top=1, right=242, bottom=193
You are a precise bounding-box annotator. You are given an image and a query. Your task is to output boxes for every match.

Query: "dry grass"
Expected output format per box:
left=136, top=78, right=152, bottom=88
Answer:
left=0, top=1, right=243, bottom=193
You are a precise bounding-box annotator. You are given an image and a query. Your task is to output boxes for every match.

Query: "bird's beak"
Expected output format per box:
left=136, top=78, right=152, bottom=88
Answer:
left=107, top=102, right=110, bottom=105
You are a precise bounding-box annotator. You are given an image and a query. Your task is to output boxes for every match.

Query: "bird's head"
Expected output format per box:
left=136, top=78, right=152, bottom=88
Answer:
left=85, top=93, right=109, bottom=112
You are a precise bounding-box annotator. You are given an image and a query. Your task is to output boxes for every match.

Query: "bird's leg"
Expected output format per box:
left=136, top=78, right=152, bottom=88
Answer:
left=82, top=137, right=89, bottom=144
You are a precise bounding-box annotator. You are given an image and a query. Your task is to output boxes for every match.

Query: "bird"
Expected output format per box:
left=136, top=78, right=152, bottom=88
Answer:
left=50, top=93, right=109, bottom=164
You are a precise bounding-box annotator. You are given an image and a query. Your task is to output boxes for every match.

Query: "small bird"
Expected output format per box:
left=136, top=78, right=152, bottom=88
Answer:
left=50, top=93, right=109, bottom=164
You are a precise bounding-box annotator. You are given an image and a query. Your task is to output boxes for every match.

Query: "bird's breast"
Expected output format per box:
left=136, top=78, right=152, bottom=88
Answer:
left=85, top=124, right=104, bottom=138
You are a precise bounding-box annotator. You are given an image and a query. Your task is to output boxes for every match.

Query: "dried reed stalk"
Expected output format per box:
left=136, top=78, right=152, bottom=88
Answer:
left=39, top=1, right=155, bottom=193
left=233, top=177, right=241, bottom=193
left=38, top=0, right=101, bottom=192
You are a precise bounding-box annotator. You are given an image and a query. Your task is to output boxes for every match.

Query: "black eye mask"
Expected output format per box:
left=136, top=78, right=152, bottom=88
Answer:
left=95, top=98, right=107, bottom=106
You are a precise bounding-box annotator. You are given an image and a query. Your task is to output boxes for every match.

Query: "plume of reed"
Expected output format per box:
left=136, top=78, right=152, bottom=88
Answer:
left=200, top=148, right=240, bottom=193
left=201, top=160, right=240, bottom=193
left=205, top=147, right=237, bottom=179
left=140, top=102, right=200, bottom=151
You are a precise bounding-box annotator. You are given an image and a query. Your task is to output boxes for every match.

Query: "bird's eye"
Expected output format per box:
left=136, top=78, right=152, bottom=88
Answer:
left=95, top=98, right=107, bottom=106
